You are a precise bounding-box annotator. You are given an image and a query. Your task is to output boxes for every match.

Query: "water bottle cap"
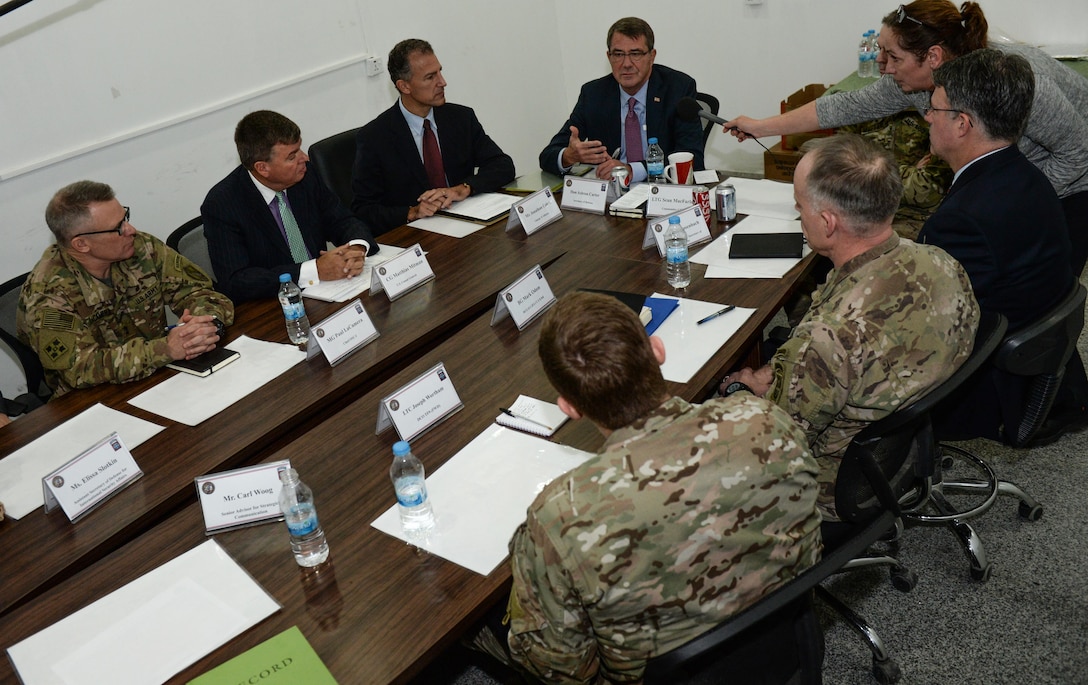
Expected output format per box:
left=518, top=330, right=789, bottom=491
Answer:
left=393, top=441, right=411, bottom=456
left=278, top=467, right=299, bottom=483
left=668, top=215, right=681, bottom=224
left=648, top=137, right=658, bottom=144
left=279, top=273, right=291, bottom=283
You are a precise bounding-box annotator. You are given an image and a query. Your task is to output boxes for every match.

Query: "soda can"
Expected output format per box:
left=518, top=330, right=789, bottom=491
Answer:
left=693, top=185, right=711, bottom=228
left=611, top=166, right=630, bottom=195
left=716, top=183, right=737, bottom=222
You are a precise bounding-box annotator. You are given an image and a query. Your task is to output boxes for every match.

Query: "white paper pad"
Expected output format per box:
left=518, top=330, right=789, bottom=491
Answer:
left=127, top=336, right=305, bottom=426
left=440, top=192, right=514, bottom=222
left=408, top=214, right=491, bottom=238
left=692, top=215, right=810, bottom=279
left=7, top=540, right=280, bottom=685
left=0, top=404, right=164, bottom=520
left=371, top=425, right=593, bottom=575
left=649, top=293, right=756, bottom=383
left=725, top=177, right=799, bottom=221
left=302, top=244, right=405, bottom=302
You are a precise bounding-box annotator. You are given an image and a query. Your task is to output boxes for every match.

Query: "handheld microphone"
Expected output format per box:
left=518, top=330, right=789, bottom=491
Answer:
left=677, top=97, right=729, bottom=126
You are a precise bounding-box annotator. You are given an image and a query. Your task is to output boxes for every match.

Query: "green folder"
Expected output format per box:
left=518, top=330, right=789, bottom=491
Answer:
left=187, top=626, right=337, bottom=684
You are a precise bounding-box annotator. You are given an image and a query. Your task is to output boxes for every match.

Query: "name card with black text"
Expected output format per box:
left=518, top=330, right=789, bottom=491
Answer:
left=560, top=175, right=609, bottom=215
left=376, top=362, right=464, bottom=441
left=311, top=298, right=379, bottom=366
left=43, top=432, right=144, bottom=522
left=507, top=187, right=563, bottom=235
left=370, top=243, right=435, bottom=300
left=195, top=460, right=290, bottom=534
left=646, top=184, right=698, bottom=217
left=643, top=205, right=713, bottom=256
left=491, top=265, right=556, bottom=330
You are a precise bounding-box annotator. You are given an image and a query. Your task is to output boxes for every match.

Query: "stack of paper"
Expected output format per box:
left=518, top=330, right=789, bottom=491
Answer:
left=303, top=244, right=404, bottom=302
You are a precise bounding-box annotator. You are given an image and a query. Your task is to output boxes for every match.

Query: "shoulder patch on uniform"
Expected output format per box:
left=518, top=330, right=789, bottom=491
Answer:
left=40, top=331, right=76, bottom=369
left=41, top=308, right=77, bottom=331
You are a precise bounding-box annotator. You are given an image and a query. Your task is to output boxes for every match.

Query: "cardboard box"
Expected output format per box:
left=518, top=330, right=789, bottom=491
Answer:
left=764, top=143, right=804, bottom=183
left=781, top=84, right=834, bottom=151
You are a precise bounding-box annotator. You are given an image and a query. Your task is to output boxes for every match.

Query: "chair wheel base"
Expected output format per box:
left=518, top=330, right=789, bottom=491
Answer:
left=1019, top=501, right=1043, bottom=521
left=970, top=564, right=992, bottom=582
left=872, top=657, right=902, bottom=684
left=890, top=568, right=917, bottom=592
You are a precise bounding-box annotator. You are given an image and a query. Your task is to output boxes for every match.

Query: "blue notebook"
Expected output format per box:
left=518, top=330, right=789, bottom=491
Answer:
left=643, top=297, right=679, bottom=335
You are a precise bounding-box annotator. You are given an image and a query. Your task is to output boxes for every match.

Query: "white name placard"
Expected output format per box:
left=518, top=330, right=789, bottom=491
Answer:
left=376, top=362, right=464, bottom=442
left=311, top=298, right=380, bottom=366
left=646, top=184, right=699, bottom=217
left=507, top=187, right=563, bottom=235
left=491, top=265, right=556, bottom=330
left=370, top=243, right=435, bottom=301
left=560, top=175, right=609, bottom=215
left=195, top=460, right=290, bottom=534
left=43, top=432, right=144, bottom=523
left=643, top=205, right=714, bottom=257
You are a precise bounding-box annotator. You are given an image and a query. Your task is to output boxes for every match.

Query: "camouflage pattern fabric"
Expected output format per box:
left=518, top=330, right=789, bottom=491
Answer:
left=767, top=233, right=979, bottom=518
left=17, top=231, right=234, bottom=398
left=840, top=114, right=953, bottom=240
left=504, top=394, right=823, bottom=684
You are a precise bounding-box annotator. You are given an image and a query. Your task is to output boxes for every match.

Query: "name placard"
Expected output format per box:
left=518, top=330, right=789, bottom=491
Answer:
left=376, top=362, right=464, bottom=442
left=195, top=460, right=290, bottom=534
left=491, top=265, right=556, bottom=330
left=507, top=188, right=563, bottom=235
left=311, top=299, right=380, bottom=366
left=643, top=206, right=714, bottom=257
left=560, top=175, right=609, bottom=215
left=370, top=243, right=435, bottom=301
left=43, top=432, right=144, bottom=523
left=646, top=184, right=699, bottom=217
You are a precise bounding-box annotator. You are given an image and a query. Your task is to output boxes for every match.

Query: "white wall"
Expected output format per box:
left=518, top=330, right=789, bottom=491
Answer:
left=0, top=0, right=1084, bottom=398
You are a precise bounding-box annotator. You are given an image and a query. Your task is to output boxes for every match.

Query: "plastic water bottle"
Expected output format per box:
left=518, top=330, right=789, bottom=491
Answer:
left=278, top=467, right=330, bottom=567
left=646, top=138, right=665, bottom=183
left=858, top=32, right=875, bottom=78
left=665, top=215, right=691, bottom=288
left=278, top=273, right=311, bottom=345
left=390, top=441, right=436, bottom=539
left=869, top=30, right=881, bottom=76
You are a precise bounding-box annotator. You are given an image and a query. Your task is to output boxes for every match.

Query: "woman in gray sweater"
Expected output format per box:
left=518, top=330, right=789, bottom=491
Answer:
left=725, top=0, right=1088, bottom=273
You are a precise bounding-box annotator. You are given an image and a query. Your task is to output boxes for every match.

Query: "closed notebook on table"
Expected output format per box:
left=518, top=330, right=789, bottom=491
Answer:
left=728, top=232, right=805, bottom=259
left=166, top=347, right=240, bottom=377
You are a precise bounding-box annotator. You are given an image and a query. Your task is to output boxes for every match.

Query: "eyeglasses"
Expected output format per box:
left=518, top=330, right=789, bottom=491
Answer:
left=895, top=4, right=928, bottom=27
left=608, top=50, right=650, bottom=63
left=921, top=105, right=962, bottom=116
left=72, top=206, right=130, bottom=238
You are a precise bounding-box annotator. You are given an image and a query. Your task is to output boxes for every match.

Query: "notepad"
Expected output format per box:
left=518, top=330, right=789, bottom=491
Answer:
left=496, top=395, right=568, bottom=437
left=728, top=232, right=805, bottom=259
left=166, top=347, right=240, bottom=377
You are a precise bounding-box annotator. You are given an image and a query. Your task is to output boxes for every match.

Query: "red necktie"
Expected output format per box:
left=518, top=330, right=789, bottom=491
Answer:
left=624, top=97, right=643, bottom=163
left=422, top=119, right=446, bottom=189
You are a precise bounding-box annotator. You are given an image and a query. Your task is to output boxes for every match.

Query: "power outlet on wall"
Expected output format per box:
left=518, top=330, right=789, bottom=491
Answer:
left=366, top=56, right=383, bottom=77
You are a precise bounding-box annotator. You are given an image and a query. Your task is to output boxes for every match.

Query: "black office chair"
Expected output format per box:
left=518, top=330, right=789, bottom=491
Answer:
left=166, top=217, right=216, bottom=284
left=309, top=127, right=361, bottom=210
left=904, top=288, right=1085, bottom=580
left=694, top=92, right=720, bottom=151
left=0, top=272, right=52, bottom=414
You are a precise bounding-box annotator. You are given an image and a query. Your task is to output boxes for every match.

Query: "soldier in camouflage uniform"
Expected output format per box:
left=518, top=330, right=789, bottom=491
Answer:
left=17, top=181, right=234, bottom=398
left=722, top=135, right=978, bottom=519
left=473, top=291, right=823, bottom=684
left=840, top=112, right=952, bottom=240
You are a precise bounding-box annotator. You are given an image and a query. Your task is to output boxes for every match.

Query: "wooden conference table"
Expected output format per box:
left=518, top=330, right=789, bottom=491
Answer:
left=0, top=204, right=814, bottom=683
left=0, top=227, right=563, bottom=617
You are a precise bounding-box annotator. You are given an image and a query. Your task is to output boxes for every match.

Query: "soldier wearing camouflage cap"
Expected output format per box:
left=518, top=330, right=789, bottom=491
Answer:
left=722, top=134, right=979, bottom=519
left=481, top=291, right=823, bottom=683
left=17, top=181, right=234, bottom=398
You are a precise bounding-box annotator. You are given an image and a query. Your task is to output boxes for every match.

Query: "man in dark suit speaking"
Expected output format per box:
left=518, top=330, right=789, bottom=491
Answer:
left=918, top=49, right=1087, bottom=442
left=539, top=17, right=703, bottom=184
left=351, top=39, right=515, bottom=235
left=202, top=110, right=377, bottom=303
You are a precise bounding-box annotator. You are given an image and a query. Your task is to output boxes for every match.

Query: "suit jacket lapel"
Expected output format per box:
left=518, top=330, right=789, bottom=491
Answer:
left=388, top=102, right=431, bottom=190
left=645, top=69, right=666, bottom=146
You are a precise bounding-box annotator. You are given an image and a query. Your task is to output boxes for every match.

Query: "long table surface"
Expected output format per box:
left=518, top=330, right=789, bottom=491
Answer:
left=0, top=243, right=816, bottom=684
left=0, top=225, right=564, bottom=616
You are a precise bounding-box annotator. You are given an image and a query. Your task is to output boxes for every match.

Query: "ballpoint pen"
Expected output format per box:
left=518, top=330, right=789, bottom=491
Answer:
left=500, top=407, right=554, bottom=432
left=697, top=305, right=735, bottom=325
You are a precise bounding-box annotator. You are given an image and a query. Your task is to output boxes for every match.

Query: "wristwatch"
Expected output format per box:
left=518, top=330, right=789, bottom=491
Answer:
left=211, top=317, right=227, bottom=341
left=722, top=381, right=753, bottom=397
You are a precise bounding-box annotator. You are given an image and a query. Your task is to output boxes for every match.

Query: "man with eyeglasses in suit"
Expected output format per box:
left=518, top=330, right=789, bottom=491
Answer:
left=17, top=181, right=233, bottom=398
left=539, top=17, right=704, bottom=184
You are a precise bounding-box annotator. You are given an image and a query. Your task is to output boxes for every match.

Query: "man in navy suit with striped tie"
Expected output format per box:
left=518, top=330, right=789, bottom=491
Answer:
left=202, top=110, right=378, bottom=303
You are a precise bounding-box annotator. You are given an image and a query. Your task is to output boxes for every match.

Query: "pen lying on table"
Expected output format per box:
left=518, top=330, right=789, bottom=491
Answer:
left=697, top=305, right=735, bottom=325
